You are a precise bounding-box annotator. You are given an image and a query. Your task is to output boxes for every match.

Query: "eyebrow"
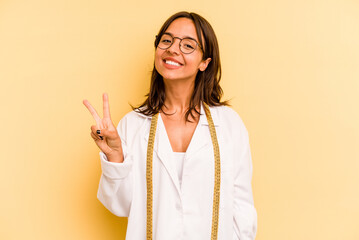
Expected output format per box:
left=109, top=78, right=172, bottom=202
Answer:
left=164, top=32, right=198, bottom=42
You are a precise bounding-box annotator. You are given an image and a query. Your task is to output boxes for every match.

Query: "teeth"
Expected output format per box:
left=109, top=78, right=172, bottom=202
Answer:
left=165, top=60, right=181, bottom=66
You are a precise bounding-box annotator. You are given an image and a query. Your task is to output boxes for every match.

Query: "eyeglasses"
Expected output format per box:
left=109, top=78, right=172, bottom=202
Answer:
left=157, top=33, right=201, bottom=54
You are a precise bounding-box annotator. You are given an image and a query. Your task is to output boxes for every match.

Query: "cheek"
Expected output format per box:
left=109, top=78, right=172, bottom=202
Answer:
left=186, top=56, right=203, bottom=70
left=154, top=49, right=163, bottom=69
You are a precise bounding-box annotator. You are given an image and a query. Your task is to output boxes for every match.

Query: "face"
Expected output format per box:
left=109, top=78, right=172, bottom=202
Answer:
left=154, top=18, right=211, bottom=83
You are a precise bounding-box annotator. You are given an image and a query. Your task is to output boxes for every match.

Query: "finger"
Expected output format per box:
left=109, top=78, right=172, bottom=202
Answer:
left=83, top=99, right=102, bottom=125
left=91, top=131, right=102, bottom=141
left=91, top=125, right=104, bottom=140
left=103, top=93, right=112, bottom=120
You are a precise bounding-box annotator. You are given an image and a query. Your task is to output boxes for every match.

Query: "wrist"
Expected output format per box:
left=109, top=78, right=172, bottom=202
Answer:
left=106, top=151, right=124, bottom=163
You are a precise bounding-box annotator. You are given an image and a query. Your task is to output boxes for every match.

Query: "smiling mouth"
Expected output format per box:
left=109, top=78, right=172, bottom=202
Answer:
left=164, top=60, right=182, bottom=66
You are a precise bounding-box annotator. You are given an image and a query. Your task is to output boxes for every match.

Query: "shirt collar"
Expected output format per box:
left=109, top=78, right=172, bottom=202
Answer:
left=199, top=102, right=220, bottom=127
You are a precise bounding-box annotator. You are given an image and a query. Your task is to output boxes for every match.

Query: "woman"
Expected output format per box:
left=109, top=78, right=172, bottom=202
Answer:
left=83, top=11, right=257, bottom=240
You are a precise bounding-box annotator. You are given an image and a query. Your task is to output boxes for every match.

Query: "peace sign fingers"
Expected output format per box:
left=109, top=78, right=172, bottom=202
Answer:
left=83, top=93, right=124, bottom=162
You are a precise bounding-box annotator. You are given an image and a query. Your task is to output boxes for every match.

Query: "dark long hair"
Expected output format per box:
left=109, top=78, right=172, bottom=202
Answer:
left=133, top=11, right=229, bottom=121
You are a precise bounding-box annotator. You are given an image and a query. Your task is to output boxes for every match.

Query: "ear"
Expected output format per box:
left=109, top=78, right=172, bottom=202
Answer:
left=199, top=58, right=212, bottom=72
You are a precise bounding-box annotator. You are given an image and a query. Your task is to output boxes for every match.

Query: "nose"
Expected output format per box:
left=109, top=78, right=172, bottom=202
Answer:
left=167, top=38, right=181, bottom=54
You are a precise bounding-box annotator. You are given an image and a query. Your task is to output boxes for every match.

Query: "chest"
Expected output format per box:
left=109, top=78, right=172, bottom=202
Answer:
left=160, top=113, right=199, bottom=152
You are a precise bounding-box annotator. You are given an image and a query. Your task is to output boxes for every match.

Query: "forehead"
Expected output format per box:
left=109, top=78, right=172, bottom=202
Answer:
left=165, top=18, right=198, bottom=40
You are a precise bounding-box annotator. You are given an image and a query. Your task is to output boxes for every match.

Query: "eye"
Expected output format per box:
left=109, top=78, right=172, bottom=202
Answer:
left=184, top=44, right=194, bottom=49
left=182, top=39, right=196, bottom=50
left=159, top=35, right=173, bottom=45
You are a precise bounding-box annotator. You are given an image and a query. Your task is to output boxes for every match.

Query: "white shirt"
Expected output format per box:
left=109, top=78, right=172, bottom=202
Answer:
left=173, top=152, right=185, bottom=186
left=97, top=103, right=257, bottom=240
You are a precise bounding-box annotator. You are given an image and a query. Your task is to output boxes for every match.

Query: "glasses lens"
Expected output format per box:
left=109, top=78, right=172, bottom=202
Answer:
left=158, top=34, right=173, bottom=49
left=180, top=39, right=197, bottom=54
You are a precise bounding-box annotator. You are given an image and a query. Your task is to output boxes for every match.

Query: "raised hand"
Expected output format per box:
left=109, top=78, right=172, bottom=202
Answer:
left=83, top=93, right=124, bottom=163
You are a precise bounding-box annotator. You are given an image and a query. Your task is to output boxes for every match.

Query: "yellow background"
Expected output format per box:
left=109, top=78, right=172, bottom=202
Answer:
left=1, top=0, right=358, bottom=239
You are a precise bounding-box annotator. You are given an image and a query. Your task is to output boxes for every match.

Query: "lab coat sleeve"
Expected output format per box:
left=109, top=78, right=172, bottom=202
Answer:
left=97, top=118, right=134, bottom=217
left=233, top=128, right=257, bottom=240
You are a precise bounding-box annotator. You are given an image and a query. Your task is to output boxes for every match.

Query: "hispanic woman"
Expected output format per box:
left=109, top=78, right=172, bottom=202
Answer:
left=83, top=11, right=257, bottom=240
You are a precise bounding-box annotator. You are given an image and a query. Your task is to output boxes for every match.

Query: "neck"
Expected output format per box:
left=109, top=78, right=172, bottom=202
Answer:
left=162, top=79, right=196, bottom=115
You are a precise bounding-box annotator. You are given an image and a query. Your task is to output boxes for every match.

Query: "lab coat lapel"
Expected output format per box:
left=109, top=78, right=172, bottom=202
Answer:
left=143, top=114, right=182, bottom=196
left=156, top=114, right=182, bottom=194
left=185, top=103, right=219, bottom=158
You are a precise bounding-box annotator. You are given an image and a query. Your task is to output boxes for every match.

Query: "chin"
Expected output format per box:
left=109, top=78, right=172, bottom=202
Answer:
left=162, top=74, right=183, bottom=81
left=156, top=68, right=179, bottom=81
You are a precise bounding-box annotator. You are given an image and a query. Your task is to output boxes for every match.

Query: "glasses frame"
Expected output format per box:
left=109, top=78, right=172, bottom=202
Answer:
left=156, top=33, right=202, bottom=54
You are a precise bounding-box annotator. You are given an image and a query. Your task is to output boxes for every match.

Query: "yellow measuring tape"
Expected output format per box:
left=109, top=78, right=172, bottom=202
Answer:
left=146, top=102, right=221, bottom=240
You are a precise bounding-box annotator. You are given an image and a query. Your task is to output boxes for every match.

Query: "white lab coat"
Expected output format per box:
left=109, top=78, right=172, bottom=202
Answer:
left=97, top=103, right=257, bottom=240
